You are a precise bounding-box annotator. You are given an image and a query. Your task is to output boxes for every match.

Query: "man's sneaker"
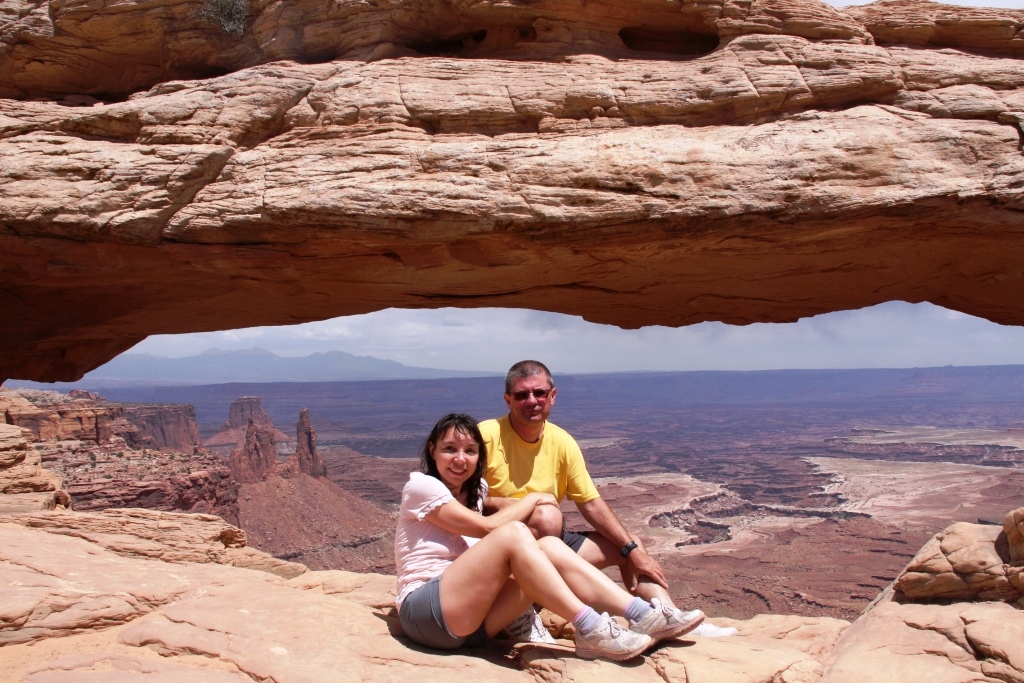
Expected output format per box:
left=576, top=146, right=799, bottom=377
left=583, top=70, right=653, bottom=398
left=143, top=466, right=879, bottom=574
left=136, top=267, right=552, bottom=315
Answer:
left=692, top=622, right=738, bottom=637
left=502, top=606, right=557, bottom=644
left=575, top=612, right=653, bottom=661
left=629, top=599, right=705, bottom=644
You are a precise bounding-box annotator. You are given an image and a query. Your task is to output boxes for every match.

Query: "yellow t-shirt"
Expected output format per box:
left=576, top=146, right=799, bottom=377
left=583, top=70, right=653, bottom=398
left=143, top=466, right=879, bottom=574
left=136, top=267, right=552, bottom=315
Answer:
left=480, top=415, right=600, bottom=504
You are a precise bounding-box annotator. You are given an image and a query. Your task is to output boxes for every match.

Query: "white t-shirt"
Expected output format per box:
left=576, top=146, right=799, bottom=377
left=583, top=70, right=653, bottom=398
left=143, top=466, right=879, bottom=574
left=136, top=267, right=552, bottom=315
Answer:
left=394, top=472, right=488, bottom=609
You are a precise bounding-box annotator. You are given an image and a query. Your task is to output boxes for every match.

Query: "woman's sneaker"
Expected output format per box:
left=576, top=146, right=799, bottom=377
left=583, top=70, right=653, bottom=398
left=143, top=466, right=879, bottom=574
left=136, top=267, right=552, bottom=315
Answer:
left=574, top=613, right=653, bottom=661
left=502, top=606, right=557, bottom=644
left=629, top=599, right=705, bottom=644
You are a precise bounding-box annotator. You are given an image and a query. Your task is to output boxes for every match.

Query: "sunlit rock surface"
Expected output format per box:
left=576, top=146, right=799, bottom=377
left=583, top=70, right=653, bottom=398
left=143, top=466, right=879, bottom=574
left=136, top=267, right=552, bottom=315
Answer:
left=2, top=0, right=1024, bottom=380
left=2, top=420, right=1023, bottom=681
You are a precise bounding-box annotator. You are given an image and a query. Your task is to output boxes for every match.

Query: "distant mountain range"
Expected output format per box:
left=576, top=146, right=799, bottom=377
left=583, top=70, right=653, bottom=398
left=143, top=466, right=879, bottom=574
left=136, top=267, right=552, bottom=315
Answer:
left=7, top=348, right=496, bottom=388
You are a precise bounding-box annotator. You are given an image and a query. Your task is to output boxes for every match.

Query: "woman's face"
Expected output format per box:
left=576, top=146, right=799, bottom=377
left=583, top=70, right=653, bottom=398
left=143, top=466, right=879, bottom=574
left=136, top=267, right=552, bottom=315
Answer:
left=429, top=427, right=480, bottom=493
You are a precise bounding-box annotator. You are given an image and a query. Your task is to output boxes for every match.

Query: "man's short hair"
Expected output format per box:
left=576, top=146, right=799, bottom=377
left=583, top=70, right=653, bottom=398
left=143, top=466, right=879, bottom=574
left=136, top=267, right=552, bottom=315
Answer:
left=505, top=360, right=554, bottom=393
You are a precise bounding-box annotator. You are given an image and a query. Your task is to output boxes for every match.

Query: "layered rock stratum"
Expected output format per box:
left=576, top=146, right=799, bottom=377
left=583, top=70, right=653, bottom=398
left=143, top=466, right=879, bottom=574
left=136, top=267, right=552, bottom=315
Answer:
left=3, top=0, right=1024, bottom=381
left=0, top=387, right=239, bottom=520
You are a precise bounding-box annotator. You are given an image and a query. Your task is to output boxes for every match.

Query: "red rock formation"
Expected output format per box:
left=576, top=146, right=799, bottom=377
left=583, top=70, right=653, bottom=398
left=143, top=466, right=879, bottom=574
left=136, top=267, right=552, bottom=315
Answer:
left=227, top=408, right=392, bottom=570
left=207, top=396, right=292, bottom=457
left=225, top=396, right=271, bottom=430
left=1, top=390, right=115, bottom=443
left=293, top=408, right=326, bottom=478
left=119, top=403, right=203, bottom=453
left=229, top=418, right=279, bottom=484
left=0, top=422, right=63, bottom=501
left=2, top=1, right=1024, bottom=382
left=846, top=0, right=1024, bottom=55
left=230, top=407, right=327, bottom=481
left=2, top=387, right=238, bottom=521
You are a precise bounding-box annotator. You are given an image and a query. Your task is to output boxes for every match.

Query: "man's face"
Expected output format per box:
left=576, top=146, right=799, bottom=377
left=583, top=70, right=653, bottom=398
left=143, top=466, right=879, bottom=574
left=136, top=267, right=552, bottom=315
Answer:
left=504, top=373, right=557, bottom=428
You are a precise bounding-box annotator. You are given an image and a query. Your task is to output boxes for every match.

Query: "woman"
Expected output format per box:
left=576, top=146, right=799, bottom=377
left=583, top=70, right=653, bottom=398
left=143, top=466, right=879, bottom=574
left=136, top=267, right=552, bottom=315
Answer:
left=394, top=413, right=704, bottom=661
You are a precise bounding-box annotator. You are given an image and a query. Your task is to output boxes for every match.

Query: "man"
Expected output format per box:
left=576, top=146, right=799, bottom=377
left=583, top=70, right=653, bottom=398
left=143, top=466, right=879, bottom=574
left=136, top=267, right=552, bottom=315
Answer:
left=480, top=360, right=735, bottom=639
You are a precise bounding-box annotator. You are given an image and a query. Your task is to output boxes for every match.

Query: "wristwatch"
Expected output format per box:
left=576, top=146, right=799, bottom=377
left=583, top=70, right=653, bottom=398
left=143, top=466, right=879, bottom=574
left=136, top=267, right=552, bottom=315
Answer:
left=620, top=540, right=638, bottom=557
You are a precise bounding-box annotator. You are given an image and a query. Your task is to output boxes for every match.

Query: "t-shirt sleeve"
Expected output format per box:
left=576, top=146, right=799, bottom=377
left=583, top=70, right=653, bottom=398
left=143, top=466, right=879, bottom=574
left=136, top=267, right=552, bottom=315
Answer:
left=564, top=439, right=600, bottom=504
left=401, top=473, right=454, bottom=520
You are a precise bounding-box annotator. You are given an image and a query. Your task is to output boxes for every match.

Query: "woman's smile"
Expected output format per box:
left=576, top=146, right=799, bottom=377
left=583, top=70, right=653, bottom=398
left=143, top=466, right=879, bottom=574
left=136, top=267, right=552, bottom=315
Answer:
left=430, top=427, right=480, bottom=493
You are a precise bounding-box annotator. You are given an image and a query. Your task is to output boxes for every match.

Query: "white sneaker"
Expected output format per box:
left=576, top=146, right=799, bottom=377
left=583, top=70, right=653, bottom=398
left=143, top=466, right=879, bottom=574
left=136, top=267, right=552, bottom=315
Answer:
left=575, top=613, right=653, bottom=661
left=629, top=599, right=705, bottom=643
left=502, top=606, right=557, bottom=644
left=691, top=622, right=739, bottom=637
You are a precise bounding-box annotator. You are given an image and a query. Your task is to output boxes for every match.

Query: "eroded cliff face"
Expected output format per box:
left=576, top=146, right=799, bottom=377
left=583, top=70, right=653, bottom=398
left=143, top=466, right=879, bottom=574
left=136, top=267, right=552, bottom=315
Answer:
left=2, top=0, right=1024, bottom=381
left=0, top=388, right=239, bottom=520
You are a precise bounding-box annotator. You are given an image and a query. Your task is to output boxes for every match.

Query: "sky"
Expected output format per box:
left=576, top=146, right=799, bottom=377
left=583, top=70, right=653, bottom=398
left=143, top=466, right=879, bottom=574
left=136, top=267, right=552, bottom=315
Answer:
left=124, top=302, right=1024, bottom=374
left=105, top=0, right=1024, bottom=376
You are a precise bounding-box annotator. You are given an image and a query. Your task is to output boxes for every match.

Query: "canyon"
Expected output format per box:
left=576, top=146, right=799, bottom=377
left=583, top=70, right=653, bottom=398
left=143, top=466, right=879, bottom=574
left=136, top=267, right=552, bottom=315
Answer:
left=0, top=387, right=394, bottom=572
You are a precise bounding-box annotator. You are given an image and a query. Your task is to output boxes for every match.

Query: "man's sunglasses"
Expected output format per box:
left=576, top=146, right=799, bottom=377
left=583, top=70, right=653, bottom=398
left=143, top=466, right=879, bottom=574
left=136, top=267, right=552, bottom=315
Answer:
left=510, top=388, right=552, bottom=402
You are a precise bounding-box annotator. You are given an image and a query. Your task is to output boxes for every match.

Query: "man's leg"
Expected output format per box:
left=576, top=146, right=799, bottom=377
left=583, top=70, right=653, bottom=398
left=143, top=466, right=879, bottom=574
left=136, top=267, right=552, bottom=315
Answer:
left=575, top=532, right=675, bottom=606
left=526, top=502, right=563, bottom=539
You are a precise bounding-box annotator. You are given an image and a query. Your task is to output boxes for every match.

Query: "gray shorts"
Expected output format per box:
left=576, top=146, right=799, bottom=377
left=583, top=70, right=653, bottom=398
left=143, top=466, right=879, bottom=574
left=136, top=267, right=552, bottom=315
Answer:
left=399, top=575, right=488, bottom=650
left=562, top=528, right=589, bottom=553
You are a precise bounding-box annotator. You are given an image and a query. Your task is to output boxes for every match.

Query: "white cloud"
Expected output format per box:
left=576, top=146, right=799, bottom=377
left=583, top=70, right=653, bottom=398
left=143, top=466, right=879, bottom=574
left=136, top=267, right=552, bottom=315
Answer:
left=124, top=302, right=1024, bottom=373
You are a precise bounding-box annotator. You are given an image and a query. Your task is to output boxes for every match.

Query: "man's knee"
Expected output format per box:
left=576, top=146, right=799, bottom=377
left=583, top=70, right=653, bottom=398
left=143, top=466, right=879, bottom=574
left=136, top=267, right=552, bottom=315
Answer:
left=527, top=504, right=563, bottom=539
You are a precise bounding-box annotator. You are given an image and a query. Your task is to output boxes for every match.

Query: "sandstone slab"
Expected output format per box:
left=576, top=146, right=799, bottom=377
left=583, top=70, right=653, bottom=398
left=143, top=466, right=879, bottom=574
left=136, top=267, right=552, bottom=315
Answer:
left=0, top=522, right=278, bottom=646
left=820, top=597, right=1024, bottom=683
left=4, top=507, right=305, bottom=578
left=895, top=507, right=1024, bottom=602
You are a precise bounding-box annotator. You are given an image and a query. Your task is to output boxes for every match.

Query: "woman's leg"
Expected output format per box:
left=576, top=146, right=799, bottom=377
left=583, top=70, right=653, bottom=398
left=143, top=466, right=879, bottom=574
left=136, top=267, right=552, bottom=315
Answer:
left=439, top=521, right=588, bottom=637
left=536, top=536, right=636, bottom=615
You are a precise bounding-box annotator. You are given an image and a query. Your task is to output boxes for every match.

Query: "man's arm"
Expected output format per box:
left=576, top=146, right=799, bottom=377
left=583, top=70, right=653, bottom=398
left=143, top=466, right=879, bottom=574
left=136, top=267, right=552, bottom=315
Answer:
left=482, top=495, right=515, bottom=515
left=576, top=496, right=669, bottom=590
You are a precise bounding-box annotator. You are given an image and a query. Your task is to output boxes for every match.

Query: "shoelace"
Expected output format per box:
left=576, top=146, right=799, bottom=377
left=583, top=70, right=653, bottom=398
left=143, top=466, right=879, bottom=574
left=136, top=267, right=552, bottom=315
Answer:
left=600, top=613, right=623, bottom=637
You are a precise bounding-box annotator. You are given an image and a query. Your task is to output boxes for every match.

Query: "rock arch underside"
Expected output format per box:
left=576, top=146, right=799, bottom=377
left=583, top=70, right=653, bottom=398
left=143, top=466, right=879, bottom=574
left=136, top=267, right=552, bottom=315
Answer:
left=2, top=0, right=1024, bottom=381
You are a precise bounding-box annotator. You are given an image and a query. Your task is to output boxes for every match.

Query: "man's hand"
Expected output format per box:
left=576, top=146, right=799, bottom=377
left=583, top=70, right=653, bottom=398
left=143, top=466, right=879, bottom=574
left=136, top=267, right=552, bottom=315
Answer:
left=624, top=542, right=669, bottom=591
left=577, top=496, right=670, bottom=590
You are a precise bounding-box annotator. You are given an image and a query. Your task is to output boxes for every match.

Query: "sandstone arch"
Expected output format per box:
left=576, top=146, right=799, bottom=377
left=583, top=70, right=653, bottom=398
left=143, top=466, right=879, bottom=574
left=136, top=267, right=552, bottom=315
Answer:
left=2, top=0, right=1024, bottom=381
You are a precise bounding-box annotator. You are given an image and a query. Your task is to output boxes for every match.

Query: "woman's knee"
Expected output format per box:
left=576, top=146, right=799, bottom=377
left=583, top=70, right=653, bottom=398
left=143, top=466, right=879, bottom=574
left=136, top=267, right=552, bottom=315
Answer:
left=495, top=520, right=535, bottom=544
left=537, top=535, right=569, bottom=556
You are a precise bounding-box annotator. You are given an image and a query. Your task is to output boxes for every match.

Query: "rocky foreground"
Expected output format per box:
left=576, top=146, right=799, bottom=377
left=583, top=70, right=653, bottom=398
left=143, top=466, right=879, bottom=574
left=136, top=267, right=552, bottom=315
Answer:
left=2, top=414, right=1023, bottom=682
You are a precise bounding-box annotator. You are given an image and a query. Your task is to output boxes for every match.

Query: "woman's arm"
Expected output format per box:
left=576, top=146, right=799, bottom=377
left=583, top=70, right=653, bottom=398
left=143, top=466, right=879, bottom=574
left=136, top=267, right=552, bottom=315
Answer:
left=427, top=492, right=557, bottom=538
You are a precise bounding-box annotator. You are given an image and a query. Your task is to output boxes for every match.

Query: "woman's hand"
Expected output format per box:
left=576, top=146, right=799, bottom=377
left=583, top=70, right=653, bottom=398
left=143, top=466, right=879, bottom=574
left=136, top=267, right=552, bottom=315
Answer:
left=430, top=492, right=559, bottom=538
left=524, top=492, right=559, bottom=508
